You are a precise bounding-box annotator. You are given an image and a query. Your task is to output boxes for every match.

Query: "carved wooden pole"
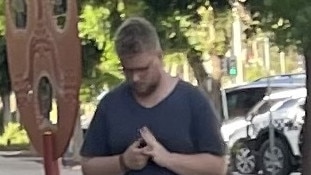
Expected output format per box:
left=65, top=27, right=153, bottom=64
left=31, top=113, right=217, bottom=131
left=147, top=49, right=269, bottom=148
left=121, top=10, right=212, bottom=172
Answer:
left=5, top=0, right=81, bottom=175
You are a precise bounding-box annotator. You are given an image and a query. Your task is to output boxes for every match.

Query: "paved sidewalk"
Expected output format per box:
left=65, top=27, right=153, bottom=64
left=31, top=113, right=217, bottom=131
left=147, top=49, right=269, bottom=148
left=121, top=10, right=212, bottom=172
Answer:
left=0, top=151, right=82, bottom=175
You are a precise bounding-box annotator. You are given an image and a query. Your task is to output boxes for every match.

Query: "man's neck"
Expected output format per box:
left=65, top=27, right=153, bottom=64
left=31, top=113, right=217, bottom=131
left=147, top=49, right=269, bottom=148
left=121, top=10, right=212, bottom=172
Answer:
left=134, top=73, right=178, bottom=108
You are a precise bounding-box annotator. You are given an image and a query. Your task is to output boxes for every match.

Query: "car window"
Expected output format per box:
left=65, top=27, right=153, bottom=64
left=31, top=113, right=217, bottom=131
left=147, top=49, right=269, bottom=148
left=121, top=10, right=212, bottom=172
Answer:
left=226, top=88, right=266, bottom=118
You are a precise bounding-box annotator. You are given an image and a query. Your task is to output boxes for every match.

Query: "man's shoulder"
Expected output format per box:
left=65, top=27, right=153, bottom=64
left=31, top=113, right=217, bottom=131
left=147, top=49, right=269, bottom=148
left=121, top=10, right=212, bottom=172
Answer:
left=99, top=82, right=129, bottom=104
left=177, top=80, right=203, bottom=95
left=177, top=80, right=209, bottom=102
left=108, top=82, right=129, bottom=96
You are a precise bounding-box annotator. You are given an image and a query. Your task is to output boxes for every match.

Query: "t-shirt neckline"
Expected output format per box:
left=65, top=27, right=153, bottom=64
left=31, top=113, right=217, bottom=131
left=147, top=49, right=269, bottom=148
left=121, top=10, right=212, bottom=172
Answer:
left=127, top=79, right=182, bottom=110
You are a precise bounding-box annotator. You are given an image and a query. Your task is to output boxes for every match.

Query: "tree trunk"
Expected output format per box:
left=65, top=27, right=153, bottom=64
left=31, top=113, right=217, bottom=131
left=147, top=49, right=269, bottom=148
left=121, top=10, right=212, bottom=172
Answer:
left=71, top=115, right=83, bottom=163
left=186, top=49, right=222, bottom=118
left=1, top=93, right=11, bottom=128
left=16, top=109, right=20, bottom=123
left=209, top=55, right=223, bottom=116
left=302, top=49, right=311, bottom=175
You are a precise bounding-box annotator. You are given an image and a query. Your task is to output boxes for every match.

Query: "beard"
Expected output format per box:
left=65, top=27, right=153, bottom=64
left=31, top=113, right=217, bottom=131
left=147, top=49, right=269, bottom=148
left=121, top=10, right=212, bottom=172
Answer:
left=131, top=81, right=158, bottom=97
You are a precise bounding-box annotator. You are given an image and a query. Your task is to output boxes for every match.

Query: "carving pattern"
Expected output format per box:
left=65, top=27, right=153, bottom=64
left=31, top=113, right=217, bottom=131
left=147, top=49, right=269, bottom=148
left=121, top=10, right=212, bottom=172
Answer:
left=29, top=21, right=63, bottom=83
left=5, top=0, right=81, bottom=159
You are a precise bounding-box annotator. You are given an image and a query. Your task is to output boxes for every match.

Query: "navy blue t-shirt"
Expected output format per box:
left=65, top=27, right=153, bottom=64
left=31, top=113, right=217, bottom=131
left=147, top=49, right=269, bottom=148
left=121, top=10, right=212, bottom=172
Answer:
left=80, top=80, right=225, bottom=175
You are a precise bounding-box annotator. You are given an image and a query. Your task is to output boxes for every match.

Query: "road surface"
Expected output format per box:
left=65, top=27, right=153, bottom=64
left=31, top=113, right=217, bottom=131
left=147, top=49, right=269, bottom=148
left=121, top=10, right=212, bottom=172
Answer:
left=0, top=151, right=82, bottom=175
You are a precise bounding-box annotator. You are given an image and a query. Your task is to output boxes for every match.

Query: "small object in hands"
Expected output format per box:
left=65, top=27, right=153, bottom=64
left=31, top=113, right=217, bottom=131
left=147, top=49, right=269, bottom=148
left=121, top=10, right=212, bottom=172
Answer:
left=138, top=139, right=147, bottom=148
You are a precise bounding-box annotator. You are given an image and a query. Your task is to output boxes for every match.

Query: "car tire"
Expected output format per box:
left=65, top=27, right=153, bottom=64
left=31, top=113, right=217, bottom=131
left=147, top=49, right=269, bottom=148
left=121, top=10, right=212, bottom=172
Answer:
left=259, top=138, right=292, bottom=175
left=231, top=142, right=257, bottom=174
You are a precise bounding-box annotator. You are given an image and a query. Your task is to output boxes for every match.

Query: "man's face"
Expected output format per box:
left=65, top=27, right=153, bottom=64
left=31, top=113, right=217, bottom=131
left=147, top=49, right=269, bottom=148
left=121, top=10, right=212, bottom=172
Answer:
left=120, top=51, right=162, bottom=97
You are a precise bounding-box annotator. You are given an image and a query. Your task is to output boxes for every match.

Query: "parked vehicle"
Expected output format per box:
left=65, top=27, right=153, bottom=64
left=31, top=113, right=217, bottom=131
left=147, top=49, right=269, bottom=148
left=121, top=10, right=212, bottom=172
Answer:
left=222, top=81, right=303, bottom=120
left=252, top=72, right=305, bottom=85
left=227, top=88, right=305, bottom=175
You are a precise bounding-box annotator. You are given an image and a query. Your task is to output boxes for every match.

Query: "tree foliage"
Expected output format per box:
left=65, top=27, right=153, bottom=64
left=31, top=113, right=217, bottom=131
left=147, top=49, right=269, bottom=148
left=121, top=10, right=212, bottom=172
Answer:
left=0, top=0, right=4, bottom=36
left=245, top=0, right=311, bottom=49
left=78, top=3, right=123, bottom=102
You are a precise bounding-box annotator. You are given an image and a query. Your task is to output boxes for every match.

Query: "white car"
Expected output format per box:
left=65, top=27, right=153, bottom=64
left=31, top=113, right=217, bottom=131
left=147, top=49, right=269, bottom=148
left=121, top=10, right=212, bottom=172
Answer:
left=226, top=88, right=305, bottom=175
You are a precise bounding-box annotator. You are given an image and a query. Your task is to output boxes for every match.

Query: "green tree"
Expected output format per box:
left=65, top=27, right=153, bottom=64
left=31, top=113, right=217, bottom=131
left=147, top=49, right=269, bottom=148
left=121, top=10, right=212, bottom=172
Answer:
left=0, top=0, right=4, bottom=35
left=78, top=2, right=124, bottom=102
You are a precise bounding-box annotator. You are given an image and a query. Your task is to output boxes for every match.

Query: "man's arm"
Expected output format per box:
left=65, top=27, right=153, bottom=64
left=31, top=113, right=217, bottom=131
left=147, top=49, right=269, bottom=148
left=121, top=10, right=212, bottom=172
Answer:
left=81, top=139, right=150, bottom=175
left=81, top=155, right=123, bottom=175
left=165, top=153, right=227, bottom=175
left=140, top=127, right=227, bottom=175
left=80, top=97, right=124, bottom=175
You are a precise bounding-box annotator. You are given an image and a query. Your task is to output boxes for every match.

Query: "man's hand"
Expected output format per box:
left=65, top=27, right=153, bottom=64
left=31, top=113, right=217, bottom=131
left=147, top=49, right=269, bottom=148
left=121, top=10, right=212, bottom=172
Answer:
left=140, top=126, right=172, bottom=168
left=122, top=139, right=150, bottom=170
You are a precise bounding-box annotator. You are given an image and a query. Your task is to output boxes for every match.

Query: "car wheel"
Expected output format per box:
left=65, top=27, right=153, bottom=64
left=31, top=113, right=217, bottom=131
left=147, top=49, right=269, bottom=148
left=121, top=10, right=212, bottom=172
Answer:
left=231, top=142, right=257, bottom=174
left=259, top=138, right=292, bottom=175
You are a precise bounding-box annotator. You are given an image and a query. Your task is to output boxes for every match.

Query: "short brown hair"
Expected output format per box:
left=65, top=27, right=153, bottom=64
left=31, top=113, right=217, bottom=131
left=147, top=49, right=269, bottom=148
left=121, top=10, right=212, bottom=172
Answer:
left=114, top=17, right=161, bottom=58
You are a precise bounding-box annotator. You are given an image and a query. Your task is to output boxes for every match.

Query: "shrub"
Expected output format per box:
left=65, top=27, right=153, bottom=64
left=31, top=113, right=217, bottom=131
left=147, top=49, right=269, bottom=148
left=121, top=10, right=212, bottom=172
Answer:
left=0, top=122, right=29, bottom=146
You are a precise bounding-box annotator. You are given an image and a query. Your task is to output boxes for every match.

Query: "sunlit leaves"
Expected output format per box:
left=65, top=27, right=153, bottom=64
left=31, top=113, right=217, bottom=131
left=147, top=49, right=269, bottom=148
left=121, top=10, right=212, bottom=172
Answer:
left=0, top=16, right=4, bottom=36
left=180, top=5, right=231, bottom=55
left=0, top=1, right=4, bottom=35
left=247, top=0, right=311, bottom=49
left=79, top=5, right=111, bottom=50
left=78, top=2, right=124, bottom=102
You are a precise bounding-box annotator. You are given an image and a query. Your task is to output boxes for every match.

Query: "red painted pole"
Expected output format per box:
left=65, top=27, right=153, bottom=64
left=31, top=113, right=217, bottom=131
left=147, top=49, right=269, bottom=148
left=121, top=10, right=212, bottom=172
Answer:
left=43, top=132, right=60, bottom=175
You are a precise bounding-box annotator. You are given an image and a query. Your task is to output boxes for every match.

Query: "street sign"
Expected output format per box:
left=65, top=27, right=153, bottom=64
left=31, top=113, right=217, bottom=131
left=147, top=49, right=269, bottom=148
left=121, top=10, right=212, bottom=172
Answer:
left=5, top=0, right=81, bottom=175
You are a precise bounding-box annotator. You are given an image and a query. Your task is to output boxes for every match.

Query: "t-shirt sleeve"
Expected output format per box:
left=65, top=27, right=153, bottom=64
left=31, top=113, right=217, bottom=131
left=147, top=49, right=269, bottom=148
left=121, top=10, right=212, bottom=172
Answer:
left=190, top=88, right=226, bottom=156
left=80, top=99, right=110, bottom=157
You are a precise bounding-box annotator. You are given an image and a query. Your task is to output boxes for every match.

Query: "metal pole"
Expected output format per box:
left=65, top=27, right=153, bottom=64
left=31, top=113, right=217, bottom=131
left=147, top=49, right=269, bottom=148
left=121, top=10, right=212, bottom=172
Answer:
left=232, top=1, right=243, bottom=84
left=264, top=37, right=276, bottom=175
left=221, top=89, right=229, bottom=121
left=264, top=38, right=271, bottom=71
left=280, top=52, right=286, bottom=74
left=43, top=132, right=60, bottom=175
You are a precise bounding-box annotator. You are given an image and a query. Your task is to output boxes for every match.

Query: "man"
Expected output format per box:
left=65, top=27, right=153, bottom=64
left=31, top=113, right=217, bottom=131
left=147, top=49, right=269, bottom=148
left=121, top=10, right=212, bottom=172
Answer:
left=80, top=17, right=226, bottom=175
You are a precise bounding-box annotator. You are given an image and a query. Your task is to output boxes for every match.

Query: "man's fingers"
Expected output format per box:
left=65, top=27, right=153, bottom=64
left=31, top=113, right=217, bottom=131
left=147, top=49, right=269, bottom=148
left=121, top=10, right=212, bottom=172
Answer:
left=139, top=126, right=157, bottom=145
left=131, top=140, right=142, bottom=148
left=143, top=149, right=154, bottom=157
left=142, top=146, right=156, bottom=161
